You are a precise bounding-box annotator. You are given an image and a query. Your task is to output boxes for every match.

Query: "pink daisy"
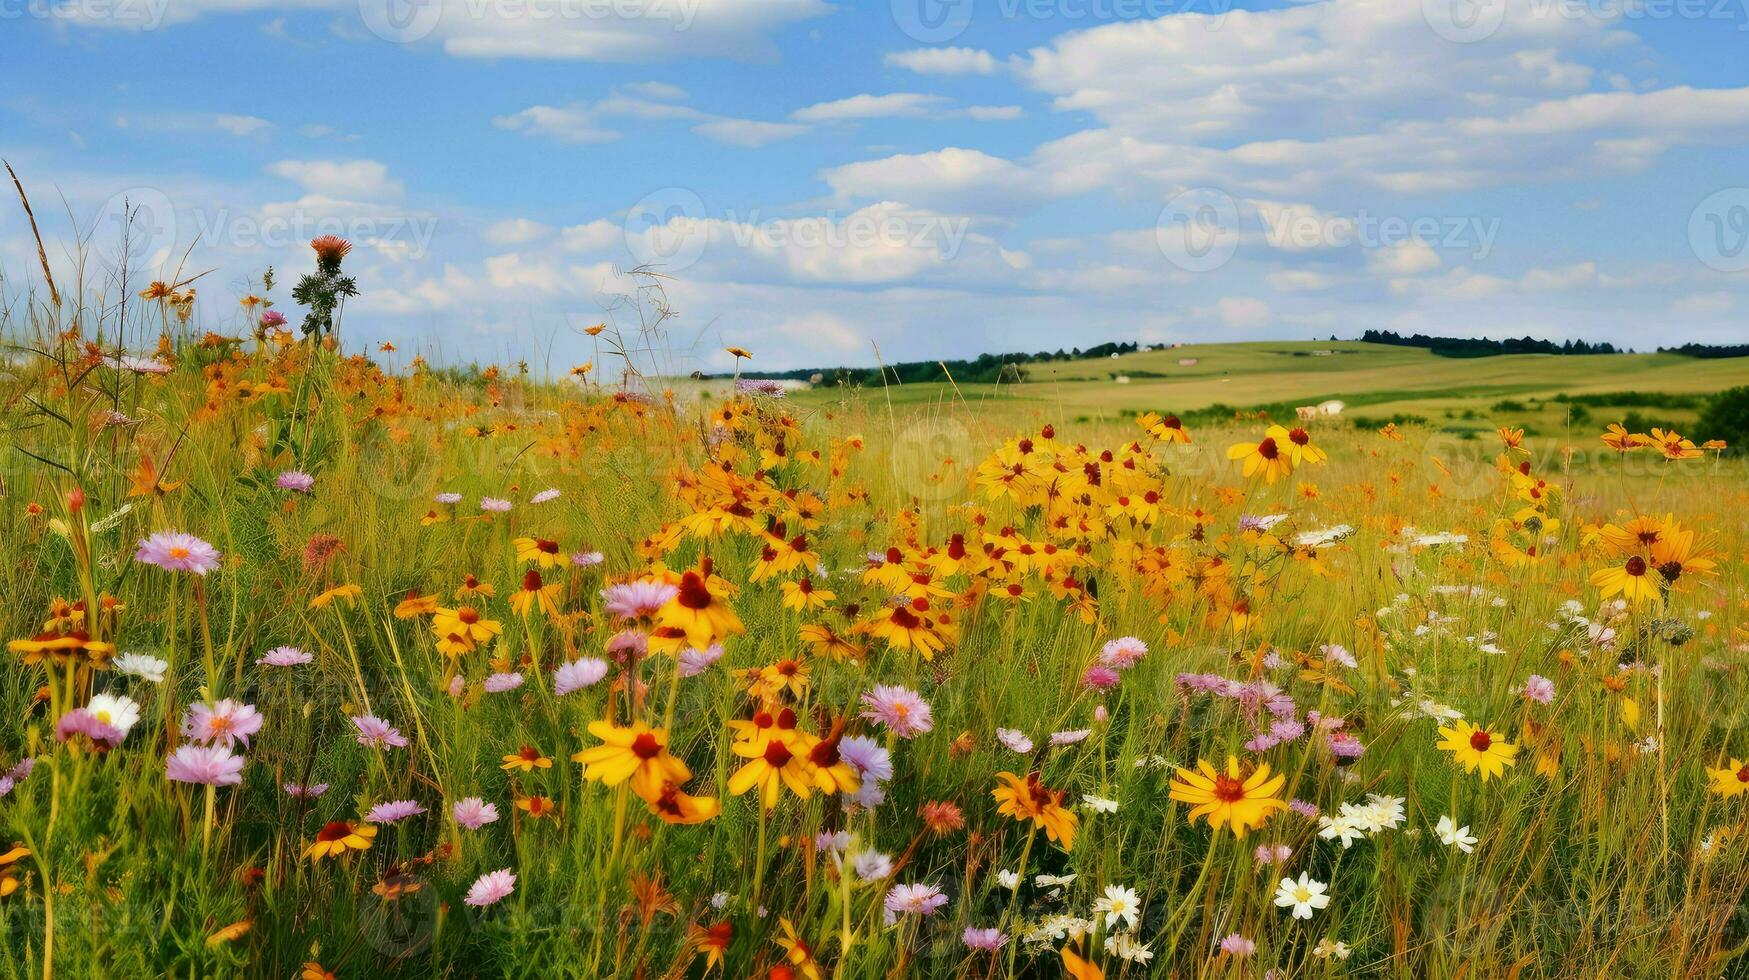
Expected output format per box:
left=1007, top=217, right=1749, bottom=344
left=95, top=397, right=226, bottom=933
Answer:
left=135, top=531, right=222, bottom=575
left=553, top=658, right=610, bottom=695
left=677, top=644, right=724, bottom=678
left=453, top=797, right=500, bottom=830
left=601, top=581, right=677, bottom=620
left=995, top=728, right=1034, bottom=754
left=465, top=868, right=517, bottom=907
left=54, top=708, right=125, bottom=749
left=351, top=714, right=409, bottom=749
left=1099, top=636, right=1148, bottom=669
left=166, top=745, right=244, bottom=786
left=366, top=799, right=428, bottom=823
left=182, top=700, right=264, bottom=748
left=883, top=882, right=949, bottom=917
left=859, top=685, right=934, bottom=739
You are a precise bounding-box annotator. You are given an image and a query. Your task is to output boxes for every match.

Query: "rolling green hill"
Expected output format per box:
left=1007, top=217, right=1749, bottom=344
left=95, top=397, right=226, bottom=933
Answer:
left=790, top=341, right=1749, bottom=438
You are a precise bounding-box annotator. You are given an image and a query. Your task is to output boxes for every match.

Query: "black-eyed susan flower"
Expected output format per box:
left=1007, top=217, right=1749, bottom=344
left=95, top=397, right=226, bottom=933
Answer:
left=508, top=569, right=562, bottom=619
left=1435, top=721, right=1518, bottom=781
left=1168, top=757, right=1288, bottom=837
left=514, top=536, right=565, bottom=569
left=304, top=821, right=376, bottom=861
left=728, top=735, right=816, bottom=809
left=646, top=783, right=721, bottom=824
left=501, top=745, right=552, bottom=773
left=574, top=721, right=691, bottom=802
left=992, top=771, right=1079, bottom=851
left=655, top=571, right=744, bottom=648
left=1226, top=426, right=1295, bottom=483
left=1590, top=554, right=1661, bottom=605
left=1708, top=760, right=1749, bottom=798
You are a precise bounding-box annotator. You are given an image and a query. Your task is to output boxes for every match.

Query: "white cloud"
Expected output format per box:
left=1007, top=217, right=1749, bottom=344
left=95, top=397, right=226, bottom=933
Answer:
left=65, top=0, right=830, bottom=63
left=1215, top=296, right=1271, bottom=329
left=1672, top=291, right=1735, bottom=315
left=492, top=104, right=621, bottom=144
left=823, top=147, right=1055, bottom=214
left=791, top=93, right=951, bottom=123
left=884, top=47, right=999, bottom=76
left=768, top=312, right=866, bottom=354
left=265, top=159, right=403, bottom=200
left=621, top=81, right=688, bottom=101
left=693, top=119, right=809, bottom=148
left=484, top=218, right=553, bottom=247
left=1369, top=239, right=1441, bottom=276
left=966, top=106, right=1023, bottom=121
left=1268, top=269, right=1336, bottom=291
left=215, top=114, right=272, bottom=137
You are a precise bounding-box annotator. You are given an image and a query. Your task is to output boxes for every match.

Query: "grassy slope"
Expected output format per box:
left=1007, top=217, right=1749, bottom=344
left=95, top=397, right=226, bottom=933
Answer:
left=790, top=342, right=1749, bottom=435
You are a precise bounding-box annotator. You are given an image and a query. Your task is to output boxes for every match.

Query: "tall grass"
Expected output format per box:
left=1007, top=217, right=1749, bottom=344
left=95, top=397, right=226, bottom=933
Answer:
left=1, top=280, right=1746, bottom=979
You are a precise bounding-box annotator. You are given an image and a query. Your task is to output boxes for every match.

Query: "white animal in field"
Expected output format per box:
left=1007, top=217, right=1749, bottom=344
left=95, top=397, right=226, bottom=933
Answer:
left=1318, top=400, right=1346, bottom=417
left=1295, top=406, right=1318, bottom=421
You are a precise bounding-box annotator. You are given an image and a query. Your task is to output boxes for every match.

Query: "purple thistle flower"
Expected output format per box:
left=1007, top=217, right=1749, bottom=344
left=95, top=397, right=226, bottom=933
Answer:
left=257, top=645, right=312, bottom=667
left=963, top=926, right=1007, bottom=950
left=276, top=470, right=316, bottom=493
left=483, top=672, right=524, bottom=693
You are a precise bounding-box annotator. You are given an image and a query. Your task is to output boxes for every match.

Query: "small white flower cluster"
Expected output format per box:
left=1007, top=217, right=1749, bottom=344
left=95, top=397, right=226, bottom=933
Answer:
left=1293, top=524, right=1354, bottom=548
left=1317, top=793, right=1406, bottom=849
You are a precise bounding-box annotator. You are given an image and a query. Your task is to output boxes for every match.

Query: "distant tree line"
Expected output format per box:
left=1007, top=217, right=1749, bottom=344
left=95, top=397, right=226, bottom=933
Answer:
left=1658, top=343, right=1749, bottom=359
left=1357, top=330, right=1621, bottom=357
left=732, top=341, right=1167, bottom=384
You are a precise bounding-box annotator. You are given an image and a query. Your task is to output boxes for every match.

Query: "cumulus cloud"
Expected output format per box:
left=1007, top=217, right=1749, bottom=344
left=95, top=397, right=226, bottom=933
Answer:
left=791, top=93, right=952, bottom=123
left=884, top=47, right=999, bottom=75
left=265, top=159, right=403, bottom=200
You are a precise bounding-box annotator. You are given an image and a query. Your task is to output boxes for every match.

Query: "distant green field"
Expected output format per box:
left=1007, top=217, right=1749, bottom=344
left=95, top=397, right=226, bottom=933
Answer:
left=788, top=341, right=1749, bottom=439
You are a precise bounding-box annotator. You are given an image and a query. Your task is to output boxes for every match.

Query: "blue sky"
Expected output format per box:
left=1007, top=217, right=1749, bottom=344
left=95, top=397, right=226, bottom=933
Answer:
left=3, top=0, right=1748, bottom=372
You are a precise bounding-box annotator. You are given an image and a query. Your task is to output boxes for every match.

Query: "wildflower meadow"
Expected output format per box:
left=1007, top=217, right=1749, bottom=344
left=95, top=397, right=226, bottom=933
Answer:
left=3, top=241, right=1749, bottom=979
